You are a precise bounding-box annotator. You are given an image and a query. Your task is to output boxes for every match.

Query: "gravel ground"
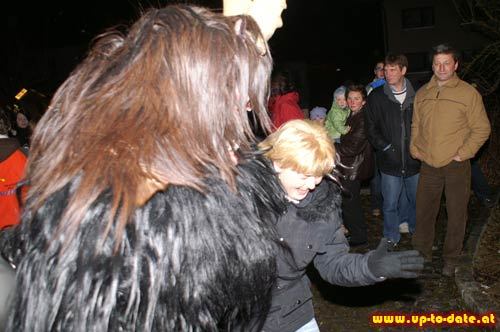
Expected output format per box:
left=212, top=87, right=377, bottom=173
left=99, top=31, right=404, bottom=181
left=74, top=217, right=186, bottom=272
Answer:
left=473, top=203, right=500, bottom=306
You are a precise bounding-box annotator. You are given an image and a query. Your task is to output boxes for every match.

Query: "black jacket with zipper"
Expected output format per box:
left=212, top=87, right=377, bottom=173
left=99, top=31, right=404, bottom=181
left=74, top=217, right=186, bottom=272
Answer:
left=364, top=79, right=420, bottom=177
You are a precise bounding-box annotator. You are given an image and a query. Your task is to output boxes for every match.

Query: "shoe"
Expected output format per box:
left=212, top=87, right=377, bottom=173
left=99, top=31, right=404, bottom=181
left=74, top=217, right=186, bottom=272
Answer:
left=442, top=263, right=456, bottom=277
left=399, top=222, right=409, bottom=234
left=372, top=209, right=381, bottom=217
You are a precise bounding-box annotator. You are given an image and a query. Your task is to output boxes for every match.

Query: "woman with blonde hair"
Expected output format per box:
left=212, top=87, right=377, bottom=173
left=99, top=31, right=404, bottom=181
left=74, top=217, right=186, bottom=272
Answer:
left=259, top=119, right=423, bottom=332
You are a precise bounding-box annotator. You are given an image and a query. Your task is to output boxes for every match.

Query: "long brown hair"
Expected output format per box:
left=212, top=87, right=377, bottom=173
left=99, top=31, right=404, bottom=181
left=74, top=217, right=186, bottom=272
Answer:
left=25, top=5, right=273, bottom=248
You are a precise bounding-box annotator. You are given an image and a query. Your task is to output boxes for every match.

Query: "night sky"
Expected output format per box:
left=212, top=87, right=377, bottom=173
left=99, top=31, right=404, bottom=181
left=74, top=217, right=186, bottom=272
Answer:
left=1, top=1, right=384, bottom=109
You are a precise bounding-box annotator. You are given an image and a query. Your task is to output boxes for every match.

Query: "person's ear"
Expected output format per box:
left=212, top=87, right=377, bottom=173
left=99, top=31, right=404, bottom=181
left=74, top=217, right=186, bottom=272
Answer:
left=402, top=66, right=407, bottom=76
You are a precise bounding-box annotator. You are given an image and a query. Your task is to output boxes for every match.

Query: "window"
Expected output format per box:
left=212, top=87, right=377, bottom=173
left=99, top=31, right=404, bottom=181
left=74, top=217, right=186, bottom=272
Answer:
left=402, top=7, right=434, bottom=29
left=405, top=52, right=431, bottom=73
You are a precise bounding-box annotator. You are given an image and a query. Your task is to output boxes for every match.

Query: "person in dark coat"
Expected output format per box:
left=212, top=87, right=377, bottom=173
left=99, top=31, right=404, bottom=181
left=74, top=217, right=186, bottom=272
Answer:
left=258, top=119, right=423, bottom=332
left=365, top=54, right=420, bottom=244
left=0, top=6, right=286, bottom=331
left=335, top=84, right=374, bottom=246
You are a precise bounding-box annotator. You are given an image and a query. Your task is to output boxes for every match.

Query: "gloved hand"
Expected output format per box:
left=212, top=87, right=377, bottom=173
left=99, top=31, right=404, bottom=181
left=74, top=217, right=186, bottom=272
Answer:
left=367, top=238, right=424, bottom=279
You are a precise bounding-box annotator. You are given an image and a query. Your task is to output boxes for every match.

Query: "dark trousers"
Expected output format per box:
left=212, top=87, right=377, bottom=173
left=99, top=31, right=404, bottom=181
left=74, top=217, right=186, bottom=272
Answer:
left=412, top=161, right=471, bottom=265
left=471, top=158, right=492, bottom=201
left=370, top=155, right=383, bottom=210
left=341, top=178, right=367, bottom=244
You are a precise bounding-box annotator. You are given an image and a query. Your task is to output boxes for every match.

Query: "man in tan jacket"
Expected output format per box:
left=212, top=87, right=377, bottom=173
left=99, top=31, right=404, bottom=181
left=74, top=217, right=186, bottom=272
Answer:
left=410, top=44, right=490, bottom=277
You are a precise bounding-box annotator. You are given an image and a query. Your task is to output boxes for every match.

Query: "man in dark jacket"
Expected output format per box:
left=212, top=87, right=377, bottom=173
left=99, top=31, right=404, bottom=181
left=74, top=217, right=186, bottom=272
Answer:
left=258, top=120, right=423, bottom=332
left=365, top=54, right=421, bottom=245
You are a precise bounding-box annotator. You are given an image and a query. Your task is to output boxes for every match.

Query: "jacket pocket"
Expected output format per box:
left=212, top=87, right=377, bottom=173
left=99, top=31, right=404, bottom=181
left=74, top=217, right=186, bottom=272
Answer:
left=279, top=280, right=312, bottom=318
left=381, top=145, right=400, bottom=170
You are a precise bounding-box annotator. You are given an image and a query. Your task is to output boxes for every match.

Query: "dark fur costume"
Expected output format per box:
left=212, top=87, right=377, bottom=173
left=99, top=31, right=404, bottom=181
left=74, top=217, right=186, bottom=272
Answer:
left=1, top=155, right=286, bottom=331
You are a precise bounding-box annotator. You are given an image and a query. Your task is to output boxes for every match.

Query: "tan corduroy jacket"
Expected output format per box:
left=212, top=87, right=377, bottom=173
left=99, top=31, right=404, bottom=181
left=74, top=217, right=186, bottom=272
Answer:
left=410, top=73, right=490, bottom=168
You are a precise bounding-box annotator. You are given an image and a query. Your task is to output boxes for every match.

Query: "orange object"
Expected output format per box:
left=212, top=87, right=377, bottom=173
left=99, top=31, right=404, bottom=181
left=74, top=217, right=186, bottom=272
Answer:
left=0, top=149, right=27, bottom=228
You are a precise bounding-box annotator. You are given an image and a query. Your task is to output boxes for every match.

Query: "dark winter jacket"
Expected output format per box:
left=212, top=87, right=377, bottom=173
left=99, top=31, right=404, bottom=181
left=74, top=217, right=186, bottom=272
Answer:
left=0, top=155, right=286, bottom=332
left=335, top=109, right=374, bottom=181
left=364, top=79, right=420, bottom=177
left=262, top=180, right=380, bottom=332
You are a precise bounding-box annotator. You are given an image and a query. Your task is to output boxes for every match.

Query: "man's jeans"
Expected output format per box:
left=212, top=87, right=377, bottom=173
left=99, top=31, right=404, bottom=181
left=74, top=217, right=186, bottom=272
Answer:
left=380, top=172, right=419, bottom=243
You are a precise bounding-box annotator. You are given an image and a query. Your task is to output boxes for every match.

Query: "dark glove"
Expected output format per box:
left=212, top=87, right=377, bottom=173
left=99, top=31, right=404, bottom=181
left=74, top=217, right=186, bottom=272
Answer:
left=367, top=238, right=424, bottom=279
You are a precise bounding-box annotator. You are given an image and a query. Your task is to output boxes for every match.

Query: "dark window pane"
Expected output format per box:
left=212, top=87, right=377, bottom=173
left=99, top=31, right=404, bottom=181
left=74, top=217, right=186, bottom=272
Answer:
left=406, top=52, right=431, bottom=72
left=402, top=7, right=434, bottom=29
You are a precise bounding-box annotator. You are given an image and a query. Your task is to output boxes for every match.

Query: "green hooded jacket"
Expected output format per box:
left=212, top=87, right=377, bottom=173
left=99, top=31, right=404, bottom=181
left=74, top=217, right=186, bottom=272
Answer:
left=325, top=102, right=350, bottom=139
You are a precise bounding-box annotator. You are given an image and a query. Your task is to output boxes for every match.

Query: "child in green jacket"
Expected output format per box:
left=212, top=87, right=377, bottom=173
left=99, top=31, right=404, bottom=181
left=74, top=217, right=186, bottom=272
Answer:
left=325, top=86, right=350, bottom=142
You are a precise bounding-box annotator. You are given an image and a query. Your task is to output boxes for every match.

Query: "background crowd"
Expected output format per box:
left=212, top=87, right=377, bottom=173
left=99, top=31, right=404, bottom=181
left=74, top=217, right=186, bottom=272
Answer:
left=268, top=46, right=496, bottom=276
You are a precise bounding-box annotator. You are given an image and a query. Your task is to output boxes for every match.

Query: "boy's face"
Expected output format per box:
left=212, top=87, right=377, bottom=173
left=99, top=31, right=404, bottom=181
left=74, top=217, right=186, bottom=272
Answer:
left=335, top=95, right=347, bottom=109
left=274, top=163, right=323, bottom=201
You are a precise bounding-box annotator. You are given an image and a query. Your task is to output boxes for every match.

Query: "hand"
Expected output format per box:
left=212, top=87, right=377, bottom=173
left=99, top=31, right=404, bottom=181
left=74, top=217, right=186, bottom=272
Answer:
left=367, top=238, right=424, bottom=279
left=412, top=150, right=421, bottom=160
left=345, top=125, right=351, bottom=133
left=452, top=154, right=462, bottom=162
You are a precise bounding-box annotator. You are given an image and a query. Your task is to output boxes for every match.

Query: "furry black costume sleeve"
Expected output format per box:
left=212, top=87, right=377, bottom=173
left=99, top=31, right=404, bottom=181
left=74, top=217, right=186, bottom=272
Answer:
left=0, top=156, right=286, bottom=332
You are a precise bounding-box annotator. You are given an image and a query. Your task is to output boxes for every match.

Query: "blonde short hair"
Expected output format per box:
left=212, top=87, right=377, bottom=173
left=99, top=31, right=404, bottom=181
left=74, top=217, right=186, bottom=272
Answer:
left=259, top=119, right=335, bottom=176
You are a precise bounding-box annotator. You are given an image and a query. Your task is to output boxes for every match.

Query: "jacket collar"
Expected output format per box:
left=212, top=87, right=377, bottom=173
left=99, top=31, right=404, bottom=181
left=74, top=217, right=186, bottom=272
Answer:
left=383, top=77, right=415, bottom=109
left=427, top=72, right=460, bottom=90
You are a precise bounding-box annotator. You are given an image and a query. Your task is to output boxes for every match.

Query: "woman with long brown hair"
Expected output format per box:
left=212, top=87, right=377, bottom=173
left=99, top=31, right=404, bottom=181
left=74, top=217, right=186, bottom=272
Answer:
left=0, top=5, right=286, bottom=331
